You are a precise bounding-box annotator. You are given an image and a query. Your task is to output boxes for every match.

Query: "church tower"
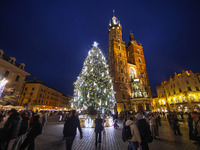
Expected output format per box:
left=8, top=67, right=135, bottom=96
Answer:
left=107, top=11, right=152, bottom=112
left=107, top=11, right=130, bottom=112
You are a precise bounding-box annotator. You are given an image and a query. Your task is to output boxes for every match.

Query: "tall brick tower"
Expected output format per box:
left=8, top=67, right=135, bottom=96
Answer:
left=107, top=11, right=152, bottom=112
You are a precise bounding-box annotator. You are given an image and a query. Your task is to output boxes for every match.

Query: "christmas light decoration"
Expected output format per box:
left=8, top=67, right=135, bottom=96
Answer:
left=0, top=78, right=8, bottom=97
left=72, top=42, right=116, bottom=112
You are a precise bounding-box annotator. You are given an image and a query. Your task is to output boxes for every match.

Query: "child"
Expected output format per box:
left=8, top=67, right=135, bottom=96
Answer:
left=114, top=119, right=119, bottom=129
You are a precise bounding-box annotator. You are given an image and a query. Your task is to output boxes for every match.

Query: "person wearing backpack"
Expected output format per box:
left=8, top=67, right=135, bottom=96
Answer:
left=125, top=117, right=141, bottom=150
left=191, top=111, right=200, bottom=145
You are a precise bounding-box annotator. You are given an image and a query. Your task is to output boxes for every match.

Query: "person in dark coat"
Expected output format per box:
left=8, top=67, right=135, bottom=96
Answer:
left=20, top=114, right=42, bottom=150
left=11, top=111, right=29, bottom=150
left=188, top=113, right=193, bottom=140
left=0, top=109, right=21, bottom=150
left=170, top=114, right=182, bottom=135
left=63, top=110, right=83, bottom=150
left=94, top=114, right=103, bottom=147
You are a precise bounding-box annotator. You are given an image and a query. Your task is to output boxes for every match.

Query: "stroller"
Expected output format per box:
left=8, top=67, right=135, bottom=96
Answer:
left=114, top=119, right=119, bottom=129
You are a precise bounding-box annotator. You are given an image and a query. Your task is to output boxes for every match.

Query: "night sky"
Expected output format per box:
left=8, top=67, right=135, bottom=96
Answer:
left=0, top=1, right=199, bottom=96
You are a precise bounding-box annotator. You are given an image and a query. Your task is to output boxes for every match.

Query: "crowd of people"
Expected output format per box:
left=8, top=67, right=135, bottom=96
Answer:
left=0, top=109, right=47, bottom=150
left=116, top=107, right=200, bottom=150
left=1, top=107, right=200, bottom=150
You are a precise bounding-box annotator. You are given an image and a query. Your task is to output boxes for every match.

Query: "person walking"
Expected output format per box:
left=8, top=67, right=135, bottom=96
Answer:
left=41, top=111, right=47, bottom=132
left=125, top=117, right=142, bottom=150
left=114, top=119, right=119, bottom=129
left=0, top=109, right=21, bottom=150
left=63, top=110, right=83, bottom=150
left=94, top=114, right=103, bottom=147
left=148, top=113, right=159, bottom=139
left=135, top=104, right=152, bottom=150
left=20, top=115, right=42, bottom=150
left=170, top=113, right=182, bottom=135
left=188, top=112, right=193, bottom=140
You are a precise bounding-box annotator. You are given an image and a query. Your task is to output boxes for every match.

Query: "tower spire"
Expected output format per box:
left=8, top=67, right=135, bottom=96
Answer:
left=112, top=10, right=118, bottom=25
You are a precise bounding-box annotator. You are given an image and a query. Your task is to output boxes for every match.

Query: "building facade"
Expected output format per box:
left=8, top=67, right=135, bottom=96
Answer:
left=61, top=94, right=72, bottom=110
left=107, top=12, right=152, bottom=112
left=156, top=70, right=200, bottom=112
left=0, top=49, right=30, bottom=105
left=19, top=78, right=71, bottom=111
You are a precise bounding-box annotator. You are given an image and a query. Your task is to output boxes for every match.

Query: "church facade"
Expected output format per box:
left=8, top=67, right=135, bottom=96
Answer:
left=107, top=13, right=152, bottom=112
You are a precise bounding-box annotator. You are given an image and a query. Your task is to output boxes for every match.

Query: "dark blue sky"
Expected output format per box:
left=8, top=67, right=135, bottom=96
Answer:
left=0, top=0, right=200, bottom=95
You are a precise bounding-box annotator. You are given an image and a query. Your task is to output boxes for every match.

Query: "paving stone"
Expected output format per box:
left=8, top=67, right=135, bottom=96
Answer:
left=8, top=117, right=200, bottom=150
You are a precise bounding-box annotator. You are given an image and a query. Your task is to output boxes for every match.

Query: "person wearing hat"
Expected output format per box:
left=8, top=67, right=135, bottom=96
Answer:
left=0, top=109, right=21, bottom=150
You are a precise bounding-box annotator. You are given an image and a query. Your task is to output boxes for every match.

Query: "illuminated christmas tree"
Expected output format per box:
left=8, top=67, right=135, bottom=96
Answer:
left=72, top=42, right=116, bottom=113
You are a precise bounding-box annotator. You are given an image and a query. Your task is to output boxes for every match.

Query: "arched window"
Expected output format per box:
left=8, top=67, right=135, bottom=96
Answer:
left=121, top=68, right=123, bottom=73
left=128, top=51, right=130, bottom=57
left=120, top=60, right=122, bottom=65
left=123, top=94, right=125, bottom=99
left=120, top=53, right=121, bottom=57
left=138, top=58, right=141, bottom=63
left=129, top=67, right=137, bottom=80
left=122, top=77, right=124, bottom=82
left=137, top=49, right=140, bottom=54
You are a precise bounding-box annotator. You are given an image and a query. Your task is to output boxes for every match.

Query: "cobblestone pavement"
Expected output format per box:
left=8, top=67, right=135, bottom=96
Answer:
left=8, top=116, right=200, bottom=150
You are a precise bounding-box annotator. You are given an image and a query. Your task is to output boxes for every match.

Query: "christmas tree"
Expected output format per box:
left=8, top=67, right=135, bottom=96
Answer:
left=72, top=42, right=116, bottom=113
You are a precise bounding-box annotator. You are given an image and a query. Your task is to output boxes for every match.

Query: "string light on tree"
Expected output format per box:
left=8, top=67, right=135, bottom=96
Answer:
left=72, top=42, right=116, bottom=113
